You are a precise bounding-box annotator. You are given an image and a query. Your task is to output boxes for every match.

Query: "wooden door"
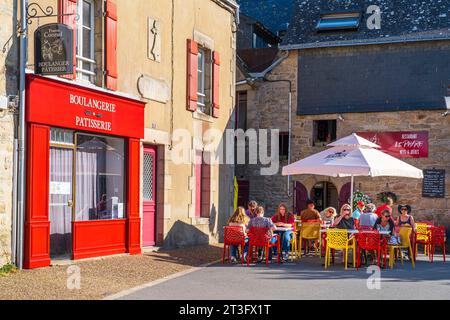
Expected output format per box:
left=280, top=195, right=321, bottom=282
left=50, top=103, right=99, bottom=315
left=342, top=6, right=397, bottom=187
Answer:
left=142, top=145, right=157, bottom=247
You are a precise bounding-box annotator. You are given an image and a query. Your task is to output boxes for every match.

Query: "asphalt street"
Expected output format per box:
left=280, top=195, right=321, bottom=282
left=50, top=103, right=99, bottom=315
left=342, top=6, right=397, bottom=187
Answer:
left=116, top=255, right=450, bottom=300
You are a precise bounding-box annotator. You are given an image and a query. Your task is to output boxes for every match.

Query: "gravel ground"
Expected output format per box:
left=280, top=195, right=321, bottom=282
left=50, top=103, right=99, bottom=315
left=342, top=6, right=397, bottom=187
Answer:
left=0, top=244, right=223, bottom=300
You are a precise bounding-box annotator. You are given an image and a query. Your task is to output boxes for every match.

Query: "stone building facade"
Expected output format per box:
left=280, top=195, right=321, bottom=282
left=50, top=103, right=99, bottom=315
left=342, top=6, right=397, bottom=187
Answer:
left=236, top=0, right=450, bottom=231
left=4, top=0, right=238, bottom=268
left=0, top=0, right=16, bottom=266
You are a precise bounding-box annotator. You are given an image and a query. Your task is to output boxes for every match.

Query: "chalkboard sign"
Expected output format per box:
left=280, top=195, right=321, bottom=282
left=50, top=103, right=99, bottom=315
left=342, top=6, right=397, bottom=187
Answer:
left=422, top=169, right=445, bottom=198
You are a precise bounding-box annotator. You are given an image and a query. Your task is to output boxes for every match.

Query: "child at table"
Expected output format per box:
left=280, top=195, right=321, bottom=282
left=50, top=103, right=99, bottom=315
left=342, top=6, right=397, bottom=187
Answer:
left=271, top=203, right=295, bottom=261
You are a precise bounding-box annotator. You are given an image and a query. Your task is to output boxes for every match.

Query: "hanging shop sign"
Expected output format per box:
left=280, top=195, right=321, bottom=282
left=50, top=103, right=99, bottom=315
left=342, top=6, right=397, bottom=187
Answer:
left=357, top=131, right=429, bottom=158
left=34, top=23, right=73, bottom=75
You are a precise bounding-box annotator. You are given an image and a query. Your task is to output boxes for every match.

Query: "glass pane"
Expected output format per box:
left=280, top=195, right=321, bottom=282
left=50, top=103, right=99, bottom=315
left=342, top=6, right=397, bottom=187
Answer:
left=143, top=153, right=154, bottom=200
left=82, top=28, right=92, bottom=58
left=83, top=0, right=92, bottom=28
left=50, top=128, right=74, bottom=145
left=49, top=147, right=73, bottom=258
left=75, top=134, right=125, bottom=221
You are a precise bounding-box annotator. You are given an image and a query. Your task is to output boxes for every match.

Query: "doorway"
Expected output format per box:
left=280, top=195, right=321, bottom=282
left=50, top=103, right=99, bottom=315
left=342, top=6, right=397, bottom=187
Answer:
left=142, top=145, right=157, bottom=247
left=49, top=146, right=74, bottom=259
left=311, top=182, right=339, bottom=212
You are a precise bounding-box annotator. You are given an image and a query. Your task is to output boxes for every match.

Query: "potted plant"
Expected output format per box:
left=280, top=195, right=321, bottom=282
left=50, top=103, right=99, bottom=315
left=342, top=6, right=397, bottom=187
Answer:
left=348, top=190, right=372, bottom=210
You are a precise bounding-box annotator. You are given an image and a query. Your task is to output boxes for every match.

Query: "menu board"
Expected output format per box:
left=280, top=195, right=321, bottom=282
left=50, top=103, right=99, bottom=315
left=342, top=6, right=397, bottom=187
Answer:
left=422, top=169, right=445, bottom=198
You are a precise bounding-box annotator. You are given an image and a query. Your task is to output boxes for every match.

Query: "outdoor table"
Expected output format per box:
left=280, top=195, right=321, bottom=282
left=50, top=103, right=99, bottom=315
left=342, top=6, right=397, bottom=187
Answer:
left=274, top=227, right=294, bottom=232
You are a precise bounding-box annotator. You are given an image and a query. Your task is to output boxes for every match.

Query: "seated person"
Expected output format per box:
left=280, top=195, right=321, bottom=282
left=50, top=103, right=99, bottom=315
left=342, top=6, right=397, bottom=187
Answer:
left=246, top=200, right=258, bottom=219
left=396, top=204, right=416, bottom=232
left=359, top=203, right=378, bottom=229
left=332, top=204, right=355, bottom=230
left=271, top=203, right=295, bottom=261
left=227, top=206, right=250, bottom=263
left=320, top=207, right=337, bottom=225
left=247, top=206, right=277, bottom=261
left=373, top=209, right=396, bottom=236
left=352, top=201, right=365, bottom=220
left=300, top=200, right=322, bottom=222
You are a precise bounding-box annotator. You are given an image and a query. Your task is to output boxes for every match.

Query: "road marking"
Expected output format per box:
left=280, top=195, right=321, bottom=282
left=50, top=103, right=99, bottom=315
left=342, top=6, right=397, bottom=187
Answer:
left=102, top=259, right=221, bottom=300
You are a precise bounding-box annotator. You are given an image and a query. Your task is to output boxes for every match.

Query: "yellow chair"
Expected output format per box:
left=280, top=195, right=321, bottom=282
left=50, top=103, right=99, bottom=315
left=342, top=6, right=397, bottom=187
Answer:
left=289, top=230, right=298, bottom=261
left=415, top=223, right=430, bottom=256
left=299, top=222, right=321, bottom=258
left=324, top=229, right=356, bottom=270
left=388, top=226, right=415, bottom=269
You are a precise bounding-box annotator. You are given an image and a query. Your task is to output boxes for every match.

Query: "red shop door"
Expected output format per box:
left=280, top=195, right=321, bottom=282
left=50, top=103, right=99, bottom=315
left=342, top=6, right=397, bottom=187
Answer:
left=142, top=145, right=157, bottom=247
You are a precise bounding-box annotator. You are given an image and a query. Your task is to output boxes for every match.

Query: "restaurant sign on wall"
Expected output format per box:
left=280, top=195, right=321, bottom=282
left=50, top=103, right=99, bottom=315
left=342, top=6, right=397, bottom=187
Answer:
left=34, top=23, right=73, bottom=75
left=357, top=131, right=429, bottom=158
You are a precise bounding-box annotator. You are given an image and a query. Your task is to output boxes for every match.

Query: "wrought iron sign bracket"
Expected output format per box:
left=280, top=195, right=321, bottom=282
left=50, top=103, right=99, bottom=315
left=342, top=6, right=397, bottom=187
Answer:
left=26, top=2, right=79, bottom=25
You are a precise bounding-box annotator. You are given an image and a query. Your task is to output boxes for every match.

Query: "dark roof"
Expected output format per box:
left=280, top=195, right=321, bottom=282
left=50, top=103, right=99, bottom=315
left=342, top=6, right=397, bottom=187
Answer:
left=240, top=13, right=282, bottom=44
left=237, top=0, right=294, bottom=35
left=237, top=48, right=279, bottom=73
left=281, top=0, right=450, bottom=49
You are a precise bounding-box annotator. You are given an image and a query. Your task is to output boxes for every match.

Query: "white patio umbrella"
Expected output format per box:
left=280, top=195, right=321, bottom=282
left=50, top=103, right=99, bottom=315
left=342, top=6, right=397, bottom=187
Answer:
left=282, top=133, right=424, bottom=209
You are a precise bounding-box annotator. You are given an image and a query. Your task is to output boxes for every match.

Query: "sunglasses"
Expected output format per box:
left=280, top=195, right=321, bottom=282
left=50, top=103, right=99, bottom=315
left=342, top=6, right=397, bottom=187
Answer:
left=401, top=208, right=408, bottom=211
left=383, top=215, right=391, bottom=218
left=343, top=209, right=351, bottom=211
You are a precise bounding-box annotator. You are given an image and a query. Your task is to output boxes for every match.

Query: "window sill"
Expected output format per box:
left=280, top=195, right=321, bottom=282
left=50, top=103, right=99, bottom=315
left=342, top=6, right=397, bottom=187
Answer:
left=193, top=110, right=214, bottom=123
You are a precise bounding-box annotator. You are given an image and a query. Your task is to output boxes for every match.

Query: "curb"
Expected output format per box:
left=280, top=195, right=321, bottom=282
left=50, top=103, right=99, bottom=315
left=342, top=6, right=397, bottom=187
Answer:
left=102, top=259, right=221, bottom=300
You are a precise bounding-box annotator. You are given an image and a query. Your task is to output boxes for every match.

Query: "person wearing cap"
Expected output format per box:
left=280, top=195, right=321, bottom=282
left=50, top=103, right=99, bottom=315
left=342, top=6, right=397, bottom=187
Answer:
left=300, top=200, right=322, bottom=222
left=352, top=201, right=365, bottom=220
left=396, top=204, right=416, bottom=232
left=375, top=197, right=394, bottom=218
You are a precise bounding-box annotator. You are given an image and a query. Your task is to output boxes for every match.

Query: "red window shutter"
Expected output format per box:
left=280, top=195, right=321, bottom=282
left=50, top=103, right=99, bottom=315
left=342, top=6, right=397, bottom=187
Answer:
left=106, top=0, right=118, bottom=91
left=195, top=152, right=202, bottom=217
left=187, top=39, right=198, bottom=112
left=59, top=0, right=77, bottom=79
left=212, top=51, right=220, bottom=118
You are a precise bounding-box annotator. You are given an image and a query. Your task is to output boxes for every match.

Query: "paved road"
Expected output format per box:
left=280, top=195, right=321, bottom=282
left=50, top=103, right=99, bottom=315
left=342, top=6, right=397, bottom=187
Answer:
left=117, top=256, right=450, bottom=300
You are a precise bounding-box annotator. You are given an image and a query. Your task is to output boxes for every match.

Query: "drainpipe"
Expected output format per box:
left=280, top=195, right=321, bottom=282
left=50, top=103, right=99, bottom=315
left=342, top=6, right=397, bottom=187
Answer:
left=16, top=0, right=28, bottom=269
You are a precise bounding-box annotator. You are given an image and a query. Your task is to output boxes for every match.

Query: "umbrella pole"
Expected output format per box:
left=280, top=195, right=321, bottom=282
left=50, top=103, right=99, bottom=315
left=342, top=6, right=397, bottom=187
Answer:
left=350, top=175, right=354, bottom=210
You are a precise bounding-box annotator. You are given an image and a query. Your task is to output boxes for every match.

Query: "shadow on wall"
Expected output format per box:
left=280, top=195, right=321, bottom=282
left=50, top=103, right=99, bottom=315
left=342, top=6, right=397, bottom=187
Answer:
left=163, top=220, right=210, bottom=249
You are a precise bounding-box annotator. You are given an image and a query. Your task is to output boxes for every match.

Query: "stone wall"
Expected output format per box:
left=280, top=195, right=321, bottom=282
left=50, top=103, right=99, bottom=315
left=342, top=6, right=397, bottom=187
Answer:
left=0, top=0, right=16, bottom=266
left=237, top=47, right=450, bottom=229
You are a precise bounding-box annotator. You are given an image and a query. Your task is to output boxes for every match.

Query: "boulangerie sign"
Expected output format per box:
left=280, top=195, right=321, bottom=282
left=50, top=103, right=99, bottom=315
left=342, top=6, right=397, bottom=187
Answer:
left=357, top=131, right=429, bottom=158
left=34, top=23, right=73, bottom=75
left=26, top=74, right=145, bottom=139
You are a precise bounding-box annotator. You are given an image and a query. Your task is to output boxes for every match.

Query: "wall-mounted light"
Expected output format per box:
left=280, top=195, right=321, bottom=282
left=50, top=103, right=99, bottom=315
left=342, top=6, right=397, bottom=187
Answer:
left=338, top=114, right=345, bottom=122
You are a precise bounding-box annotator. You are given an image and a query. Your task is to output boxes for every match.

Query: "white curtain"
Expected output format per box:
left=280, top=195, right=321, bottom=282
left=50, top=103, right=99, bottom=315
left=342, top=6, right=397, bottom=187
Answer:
left=76, top=150, right=98, bottom=221
left=49, top=148, right=73, bottom=257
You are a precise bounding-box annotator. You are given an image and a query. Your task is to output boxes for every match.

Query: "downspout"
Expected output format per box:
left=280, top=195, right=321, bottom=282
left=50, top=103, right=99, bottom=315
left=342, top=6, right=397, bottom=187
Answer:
left=17, top=0, right=28, bottom=269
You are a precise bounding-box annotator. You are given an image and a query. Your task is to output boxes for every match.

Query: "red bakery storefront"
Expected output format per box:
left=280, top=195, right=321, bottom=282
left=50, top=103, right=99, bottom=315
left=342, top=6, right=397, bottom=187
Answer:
left=24, top=74, right=145, bottom=269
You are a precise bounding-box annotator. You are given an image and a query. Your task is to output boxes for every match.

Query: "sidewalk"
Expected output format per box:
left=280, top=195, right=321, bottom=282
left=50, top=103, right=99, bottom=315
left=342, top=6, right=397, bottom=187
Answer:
left=0, top=244, right=223, bottom=300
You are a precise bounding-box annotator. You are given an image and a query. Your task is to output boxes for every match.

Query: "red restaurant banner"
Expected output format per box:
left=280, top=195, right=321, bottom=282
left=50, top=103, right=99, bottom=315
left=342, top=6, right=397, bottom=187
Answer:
left=357, top=131, right=429, bottom=158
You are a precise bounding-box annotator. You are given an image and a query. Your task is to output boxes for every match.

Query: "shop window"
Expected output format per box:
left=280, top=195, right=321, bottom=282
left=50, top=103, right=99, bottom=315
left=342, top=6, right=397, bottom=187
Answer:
left=197, top=46, right=212, bottom=115
left=75, top=133, right=125, bottom=221
left=313, top=120, right=336, bottom=146
left=279, top=132, right=289, bottom=160
left=76, top=0, right=96, bottom=83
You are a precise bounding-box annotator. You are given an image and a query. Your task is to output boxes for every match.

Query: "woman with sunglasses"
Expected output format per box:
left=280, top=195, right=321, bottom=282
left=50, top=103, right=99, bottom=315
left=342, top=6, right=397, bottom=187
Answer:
left=332, top=204, right=356, bottom=230
left=373, top=209, right=396, bottom=236
left=396, top=204, right=416, bottom=232
left=321, top=207, right=337, bottom=226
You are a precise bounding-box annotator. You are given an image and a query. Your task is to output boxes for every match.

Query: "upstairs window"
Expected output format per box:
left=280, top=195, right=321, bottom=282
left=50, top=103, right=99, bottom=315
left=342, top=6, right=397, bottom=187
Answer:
left=316, top=12, right=361, bottom=32
left=76, top=0, right=96, bottom=82
left=279, top=132, right=289, bottom=160
left=197, top=46, right=212, bottom=115
left=313, top=120, right=336, bottom=146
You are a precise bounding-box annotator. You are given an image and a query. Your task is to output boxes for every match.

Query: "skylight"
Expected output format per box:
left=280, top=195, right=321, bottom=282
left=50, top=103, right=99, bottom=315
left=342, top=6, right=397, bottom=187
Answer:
left=316, top=12, right=361, bottom=31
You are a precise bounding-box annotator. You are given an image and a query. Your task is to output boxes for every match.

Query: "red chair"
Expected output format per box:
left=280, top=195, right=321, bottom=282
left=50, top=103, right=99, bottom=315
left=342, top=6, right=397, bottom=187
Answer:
left=246, top=227, right=280, bottom=265
left=429, top=226, right=446, bottom=263
left=355, top=231, right=387, bottom=270
left=222, top=226, right=246, bottom=264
